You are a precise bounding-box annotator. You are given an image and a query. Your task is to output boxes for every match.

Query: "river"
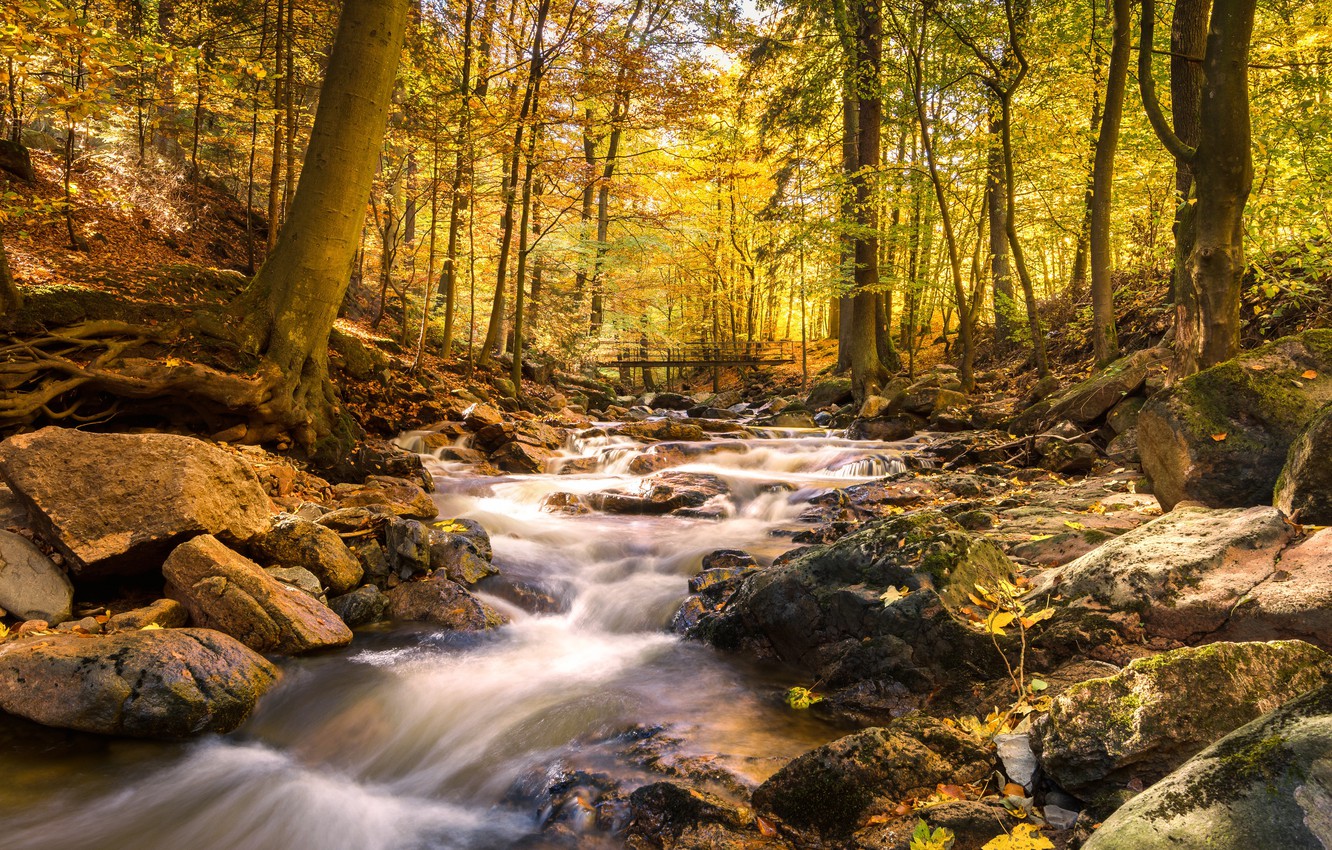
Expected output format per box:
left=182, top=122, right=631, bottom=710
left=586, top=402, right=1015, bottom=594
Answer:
left=0, top=426, right=917, bottom=849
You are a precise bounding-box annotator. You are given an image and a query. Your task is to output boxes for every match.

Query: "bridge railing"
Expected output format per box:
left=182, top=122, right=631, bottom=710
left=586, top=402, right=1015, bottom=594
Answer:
left=594, top=339, right=796, bottom=366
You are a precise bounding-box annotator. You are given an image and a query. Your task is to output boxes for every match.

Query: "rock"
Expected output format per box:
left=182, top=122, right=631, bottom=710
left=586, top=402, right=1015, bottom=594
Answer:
left=612, top=420, right=708, bottom=443
left=328, top=585, right=389, bottom=627
left=1028, top=506, right=1295, bottom=643
left=333, top=475, right=438, bottom=520
left=1218, top=528, right=1332, bottom=648
left=806, top=379, right=853, bottom=410
left=1038, top=440, right=1098, bottom=474
left=1082, top=683, right=1332, bottom=850
left=859, top=394, right=897, bottom=419
left=0, top=428, right=271, bottom=578
left=384, top=575, right=506, bottom=630
left=752, top=716, right=992, bottom=836
left=428, top=521, right=497, bottom=585
left=0, top=628, right=277, bottom=738
left=625, top=781, right=753, bottom=849
left=163, top=534, right=352, bottom=654
left=584, top=473, right=730, bottom=516
left=1042, top=348, right=1171, bottom=427
left=0, top=139, right=35, bottom=182
left=693, top=512, right=1012, bottom=700
left=491, top=440, right=554, bottom=474
left=765, top=410, right=818, bottom=429
left=1139, top=329, right=1332, bottom=510
left=315, top=505, right=394, bottom=534
left=650, top=393, right=694, bottom=411
left=852, top=800, right=1014, bottom=850
left=106, top=598, right=187, bottom=631
left=1033, top=640, right=1332, bottom=795
left=847, top=415, right=921, bottom=442
left=1106, top=396, right=1147, bottom=435
left=324, top=440, right=434, bottom=492
left=385, top=517, right=431, bottom=578
left=700, top=549, right=758, bottom=572
left=462, top=402, right=505, bottom=430
left=995, top=732, right=1038, bottom=791
left=0, top=530, right=73, bottom=623
left=901, top=386, right=966, bottom=418
left=1275, top=401, right=1332, bottom=524
left=1105, top=430, right=1140, bottom=465
left=264, top=565, right=325, bottom=601
left=249, top=515, right=363, bottom=595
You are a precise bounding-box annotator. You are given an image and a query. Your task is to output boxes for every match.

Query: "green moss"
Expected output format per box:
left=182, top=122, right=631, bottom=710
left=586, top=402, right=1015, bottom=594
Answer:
left=1148, top=732, right=1295, bottom=820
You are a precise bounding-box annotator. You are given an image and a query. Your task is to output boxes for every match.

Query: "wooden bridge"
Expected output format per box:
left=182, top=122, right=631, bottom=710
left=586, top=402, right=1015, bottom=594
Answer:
left=595, top=339, right=797, bottom=369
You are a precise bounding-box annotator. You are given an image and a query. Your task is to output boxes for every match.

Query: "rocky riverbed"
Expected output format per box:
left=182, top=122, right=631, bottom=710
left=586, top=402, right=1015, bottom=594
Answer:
left=1, top=330, right=1330, bottom=849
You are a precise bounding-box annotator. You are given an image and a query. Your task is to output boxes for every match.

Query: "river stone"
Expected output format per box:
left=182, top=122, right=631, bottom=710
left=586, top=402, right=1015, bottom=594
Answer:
left=385, top=575, right=506, bottom=631
left=0, top=628, right=277, bottom=738
left=328, top=584, right=388, bottom=627
left=249, top=514, right=363, bottom=595
left=1027, top=506, right=1295, bottom=643
left=386, top=517, right=431, bottom=578
left=490, top=440, right=553, bottom=474
left=806, top=379, right=854, bottom=410
left=1082, top=683, right=1332, bottom=850
left=163, top=534, right=352, bottom=654
left=264, top=565, right=325, bottom=601
left=626, top=781, right=754, bottom=849
left=0, top=428, right=271, bottom=578
left=693, top=511, right=1011, bottom=698
left=1139, top=329, right=1332, bottom=510
left=611, top=420, right=708, bottom=443
left=0, top=530, right=73, bottom=623
left=752, top=716, right=992, bottom=836
left=106, top=598, right=187, bottom=631
left=333, top=475, right=438, bottom=520
left=1033, top=640, right=1332, bottom=795
left=427, top=523, right=496, bottom=585
left=851, top=800, right=1015, bottom=850
left=1275, top=401, right=1332, bottom=525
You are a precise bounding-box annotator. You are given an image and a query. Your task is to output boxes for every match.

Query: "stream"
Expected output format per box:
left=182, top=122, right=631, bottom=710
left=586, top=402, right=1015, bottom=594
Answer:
left=0, top=426, right=921, bottom=849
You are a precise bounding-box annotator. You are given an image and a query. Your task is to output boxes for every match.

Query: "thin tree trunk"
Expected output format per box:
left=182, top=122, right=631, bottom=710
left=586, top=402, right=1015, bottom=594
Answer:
left=1089, top=0, right=1130, bottom=364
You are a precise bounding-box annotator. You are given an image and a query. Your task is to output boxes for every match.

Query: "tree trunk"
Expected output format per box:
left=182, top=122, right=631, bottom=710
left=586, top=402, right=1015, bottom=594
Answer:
left=987, top=107, right=1013, bottom=345
left=229, top=0, right=408, bottom=454
left=1089, top=0, right=1130, bottom=364
left=835, top=87, right=857, bottom=374
left=0, top=232, right=20, bottom=317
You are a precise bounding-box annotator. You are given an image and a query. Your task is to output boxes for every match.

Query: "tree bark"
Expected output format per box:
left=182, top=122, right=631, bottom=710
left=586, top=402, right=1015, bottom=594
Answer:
left=229, top=0, right=409, bottom=454
left=0, top=232, right=20, bottom=317
left=1089, top=0, right=1130, bottom=364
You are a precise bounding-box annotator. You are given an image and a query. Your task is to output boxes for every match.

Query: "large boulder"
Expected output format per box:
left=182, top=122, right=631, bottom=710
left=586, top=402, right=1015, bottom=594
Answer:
left=1028, top=506, right=1295, bottom=643
left=693, top=512, right=1012, bottom=702
left=0, top=428, right=271, bottom=578
left=1033, top=640, right=1332, bottom=795
left=248, top=515, right=363, bottom=595
left=0, top=530, right=73, bottom=623
left=1139, top=329, right=1332, bottom=510
left=385, top=575, right=506, bottom=631
left=163, top=534, right=353, bottom=654
left=752, top=716, right=992, bottom=836
left=806, top=379, right=854, bottom=410
left=1041, top=348, right=1170, bottom=428
left=1275, top=401, right=1332, bottom=525
left=0, top=628, right=277, bottom=738
left=1219, top=529, right=1332, bottom=648
left=1082, top=683, right=1332, bottom=850
left=332, top=475, right=438, bottom=520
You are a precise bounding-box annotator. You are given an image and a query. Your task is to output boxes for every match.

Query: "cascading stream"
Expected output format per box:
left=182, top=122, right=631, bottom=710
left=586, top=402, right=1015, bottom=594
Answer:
left=0, top=426, right=915, bottom=850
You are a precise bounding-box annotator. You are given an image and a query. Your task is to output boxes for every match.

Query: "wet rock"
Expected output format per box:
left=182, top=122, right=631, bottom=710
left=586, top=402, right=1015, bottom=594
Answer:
left=585, top=473, right=729, bottom=516
left=752, top=716, right=992, bottom=836
left=249, top=515, right=363, bottom=595
left=625, top=782, right=754, bottom=850
left=333, top=475, right=438, bottom=520
left=1033, top=640, right=1332, bottom=795
left=1138, top=329, right=1332, bottom=510
left=0, top=628, right=277, bottom=738
left=693, top=512, right=1012, bottom=699
left=763, top=409, right=817, bottom=429
left=1028, top=506, right=1296, bottom=643
left=1274, top=401, right=1332, bottom=524
left=385, top=575, right=506, bottom=631
left=612, top=420, right=708, bottom=443
left=0, top=530, right=73, bottom=623
left=428, top=521, right=497, bottom=585
left=1042, top=348, right=1170, bottom=427
left=806, top=379, right=854, bottom=410
left=650, top=393, right=695, bottom=411
left=106, top=598, right=187, bottom=631
left=328, top=585, right=389, bottom=627
left=1082, top=683, right=1332, bottom=850
left=264, top=565, right=325, bottom=601
left=701, top=549, right=758, bottom=573
left=0, top=428, right=271, bottom=578
left=491, top=441, right=555, bottom=474
left=847, top=415, right=921, bottom=442
left=163, top=534, right=352, bottom=654
left=462, top=402, right=505, bottom=431
left=385, top=517, right=431, bottom=578
left=542, top=492, right=591, bottom=515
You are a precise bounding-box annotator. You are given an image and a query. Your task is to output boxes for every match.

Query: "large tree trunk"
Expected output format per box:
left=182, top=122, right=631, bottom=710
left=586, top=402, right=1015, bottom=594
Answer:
left=1089, top=0, right=1130, bottom=364
left=835, top=89, right=856, bottom=373
left=0, top=232, right=20, bottom=317
left=1169, top=0, right=1209, bottom=370
left=229, top=0, right=408, bottom=454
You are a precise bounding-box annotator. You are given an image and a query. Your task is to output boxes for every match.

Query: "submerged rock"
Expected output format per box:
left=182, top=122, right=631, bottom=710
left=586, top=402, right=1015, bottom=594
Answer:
left=1082, top=683, right=1332, bottom=850
left=1033, top=640, right=1332, bottom=795
left=1139, top=329, right=1332, bottom=510
left=163, top=534, right=352, bottom=654
left=0, top=428, right=270, bottom=578
left=0, top=628, right=277, bottom=738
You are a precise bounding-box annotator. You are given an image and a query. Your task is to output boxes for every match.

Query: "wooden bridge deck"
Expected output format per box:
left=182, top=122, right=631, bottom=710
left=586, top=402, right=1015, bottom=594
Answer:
left=595, top=340, right=796, bottom=369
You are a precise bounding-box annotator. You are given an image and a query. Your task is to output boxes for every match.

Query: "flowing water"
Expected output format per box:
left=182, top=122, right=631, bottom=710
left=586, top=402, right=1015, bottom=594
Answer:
left=0, top=425, right=920, bottom=850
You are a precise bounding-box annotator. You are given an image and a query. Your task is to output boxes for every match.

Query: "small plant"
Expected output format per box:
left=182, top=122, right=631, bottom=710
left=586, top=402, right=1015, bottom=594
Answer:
left=910, top=819, right=955, bottom=850
left=964, top=581, right=1055, bottom=724
left=785, top=686, right=823, bottom=710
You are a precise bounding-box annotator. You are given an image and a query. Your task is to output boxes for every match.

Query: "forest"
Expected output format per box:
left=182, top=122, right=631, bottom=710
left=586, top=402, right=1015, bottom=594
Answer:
left=0, top=0, right=1331, bottom=849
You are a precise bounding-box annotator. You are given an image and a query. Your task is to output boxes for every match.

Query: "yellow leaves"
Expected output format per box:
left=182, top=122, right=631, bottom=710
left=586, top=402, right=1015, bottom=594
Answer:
left=981, top=823, right=1054, bottom=850
left=910, top=820, right=956, bottom=850
left=985, top=610, right=1016, bottom=636
left=880, top=585, right=911, bottom=606
left=433, top=520, right=468, bottom=534
left=785, top=686, right=823, bottom=710
left=1302, top=370, right=1319, bottom=380
left=1211, top=433, right=1228, bottom=442
left=164, top=356, right=182, bottom=367
left=1062, top=520, right=1085, bottom=531
left=140, top=623, right=163, bottom=630
left=1019, top=608, right=1054, bottom=630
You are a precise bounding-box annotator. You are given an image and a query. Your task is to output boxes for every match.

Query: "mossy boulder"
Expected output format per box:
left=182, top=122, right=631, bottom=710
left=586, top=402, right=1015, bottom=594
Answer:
left=752, top=716, right=993, bottom=836
left=806, top=378, right=854, bottom=410
left=1275, top=401, right=1332, bottom=525
left=1027, top=506, right=1295, bottom=643
left=625, top=782, right=756, bottom=850
left=1082, top=683, right=1332, bottom=850
left=1139, top=329, right=1332, bottom=510
left=691, top=512, right=1013, bottom=698
left=1033, top=640, right=1332, bottom=795
left=1045, top=348, right=1169, bottom=427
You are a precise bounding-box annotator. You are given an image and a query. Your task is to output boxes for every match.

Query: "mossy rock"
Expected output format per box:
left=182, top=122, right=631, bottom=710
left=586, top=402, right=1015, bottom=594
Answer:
left=1033, top=640, right=1332, bottom=796
left=1275, top=400, right=1332, bottom=525
left=1139, top=329, right=1332, bottom=510
left=1083, top=683, right=1332, bottom=850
